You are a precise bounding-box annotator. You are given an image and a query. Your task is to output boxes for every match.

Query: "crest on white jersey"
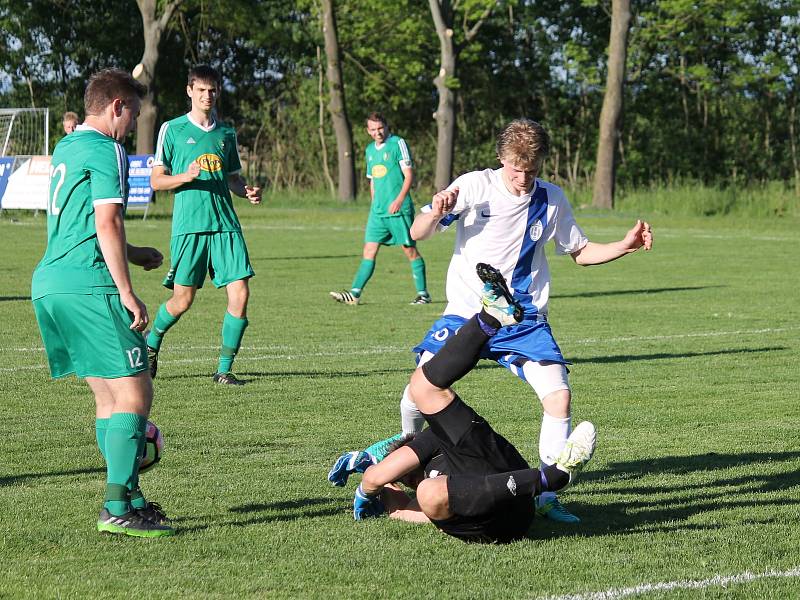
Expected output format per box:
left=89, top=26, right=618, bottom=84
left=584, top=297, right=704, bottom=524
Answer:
left=529, top=220, right=543, bottom=241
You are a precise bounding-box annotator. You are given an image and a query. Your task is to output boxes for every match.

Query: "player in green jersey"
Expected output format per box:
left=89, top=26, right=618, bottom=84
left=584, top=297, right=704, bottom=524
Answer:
left=146, top=65, right=262, bottom=386
left=31, top=69, right=174, bottom=537
left=330, top=112, right=429, bottom=306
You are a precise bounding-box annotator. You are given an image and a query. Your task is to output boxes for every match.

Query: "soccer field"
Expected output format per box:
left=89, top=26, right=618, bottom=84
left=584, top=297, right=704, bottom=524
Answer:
left=1, top=203, right=799, bottom=599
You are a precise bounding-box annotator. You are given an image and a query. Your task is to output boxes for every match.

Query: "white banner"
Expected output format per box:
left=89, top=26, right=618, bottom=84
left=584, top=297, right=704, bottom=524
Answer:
left=0, top=156, right=50, bottom=210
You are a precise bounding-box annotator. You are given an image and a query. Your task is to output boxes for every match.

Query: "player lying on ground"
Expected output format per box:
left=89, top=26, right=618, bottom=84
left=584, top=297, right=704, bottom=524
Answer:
left=329, top=264, right=596, bottom=543
left=32, top=69, right=173, bottom=537
left=399, top=118, right=652, bottom=523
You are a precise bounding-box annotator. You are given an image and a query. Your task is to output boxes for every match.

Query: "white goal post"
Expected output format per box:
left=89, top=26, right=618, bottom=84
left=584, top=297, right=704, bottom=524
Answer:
left=0, top=108, right=49, bottom=157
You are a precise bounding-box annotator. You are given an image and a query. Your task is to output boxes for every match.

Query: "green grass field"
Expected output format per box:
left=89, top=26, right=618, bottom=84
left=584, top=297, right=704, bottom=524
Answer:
left=1, top=201, right=799, bottom=599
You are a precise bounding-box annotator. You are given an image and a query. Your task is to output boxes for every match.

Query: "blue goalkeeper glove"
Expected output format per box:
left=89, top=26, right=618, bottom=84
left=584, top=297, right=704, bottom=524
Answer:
left=327, top=451, right=375, bottom=487
left=353, top=484, right=384, bottom=520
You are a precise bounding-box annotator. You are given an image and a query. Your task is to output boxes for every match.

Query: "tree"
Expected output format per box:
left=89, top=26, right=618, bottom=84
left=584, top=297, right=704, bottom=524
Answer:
left=134, top=0, right=184, bottom=154
left=320, top=0, right=356, bottom=200
left=428, top=0, right=497, bottom=190
left=592, top=0, right=631, bottom=209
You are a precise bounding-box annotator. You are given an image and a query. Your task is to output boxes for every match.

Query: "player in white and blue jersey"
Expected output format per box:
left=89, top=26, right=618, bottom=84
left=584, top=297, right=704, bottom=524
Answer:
left=400, top=119, right=653, bottom=523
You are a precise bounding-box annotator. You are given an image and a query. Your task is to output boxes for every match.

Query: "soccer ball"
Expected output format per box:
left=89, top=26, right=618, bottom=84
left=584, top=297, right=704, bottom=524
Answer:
left=140, top=420, right=164, bottom=473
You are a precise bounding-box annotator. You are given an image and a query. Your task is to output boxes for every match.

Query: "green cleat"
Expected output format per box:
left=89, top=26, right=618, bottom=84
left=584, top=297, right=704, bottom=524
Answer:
left=97, top=509, right=175, bottom=538
left=535, top=492, right=581, bottom=523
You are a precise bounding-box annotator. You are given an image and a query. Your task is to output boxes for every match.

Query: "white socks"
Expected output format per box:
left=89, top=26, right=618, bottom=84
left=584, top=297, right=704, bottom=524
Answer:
left=400, top=385, right=425, bottom=435
left=539, top=412, right=571, bottom=466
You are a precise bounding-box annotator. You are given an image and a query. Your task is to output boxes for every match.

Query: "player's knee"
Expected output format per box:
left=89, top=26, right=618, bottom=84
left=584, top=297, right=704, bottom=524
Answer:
left=170, top=294, right=195, bottom=315
left=417, top=477, right=450, bottom=520
left=542, top=388, right=571, bottom=419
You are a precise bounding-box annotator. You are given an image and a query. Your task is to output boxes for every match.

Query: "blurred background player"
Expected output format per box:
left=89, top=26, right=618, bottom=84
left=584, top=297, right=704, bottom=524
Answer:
left=400, top=118, right=652, bottom=523
left=331, top=265, right=596, bottom=543
left=146, top=65, right=262, bottom=385
left=62, top=110, right=79, bottom=134
left=32, top=69, right=173, bottom=537
left=330, top=112, right=429, bottom=305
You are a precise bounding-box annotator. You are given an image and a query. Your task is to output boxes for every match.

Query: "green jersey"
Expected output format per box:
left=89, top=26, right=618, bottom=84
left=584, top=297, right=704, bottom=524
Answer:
left=31, top=125, right=127, bottom=299
left=154, top=113, right=243, bottom=235
left=365, top=134, right=414, bottom=217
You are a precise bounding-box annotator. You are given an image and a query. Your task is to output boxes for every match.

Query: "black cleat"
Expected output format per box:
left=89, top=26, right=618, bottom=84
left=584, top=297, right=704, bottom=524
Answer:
left=97, top=508, right=174, bottom=537
left=136, top=501, right=169, bottom=525
left=476, top=263, right=525, bottom=324
left=147, top=345, right=159, bottom=379
left=212, top=372, right=245, bottom=386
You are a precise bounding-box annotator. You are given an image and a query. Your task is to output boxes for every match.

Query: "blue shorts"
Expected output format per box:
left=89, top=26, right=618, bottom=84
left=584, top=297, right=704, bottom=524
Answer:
left=412, top=315, right=568, bottom=381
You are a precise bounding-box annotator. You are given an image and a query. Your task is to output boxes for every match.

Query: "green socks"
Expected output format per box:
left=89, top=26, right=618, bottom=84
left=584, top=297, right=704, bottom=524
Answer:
left=410, top=257, right=428, bottom=295
left=217, top=312, right=249, bottom=375
left=103, top=412, right=147, bottom=516
left=350, top=259, right=376, bottom=296
left=95, top=417, right=109, bottom=460
left=147, top=304, right=181, bottom=351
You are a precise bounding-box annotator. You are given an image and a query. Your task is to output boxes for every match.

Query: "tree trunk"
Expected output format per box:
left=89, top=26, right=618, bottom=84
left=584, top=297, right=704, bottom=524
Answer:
left=592, top=0, right=631, bottom=209
left=316, top=45, right=336, bottom=196
left=320, top=0, right=356, bottom=201
left=135, top=0, right=183, bottom=155
left=429, top=0, right=457, bottom=191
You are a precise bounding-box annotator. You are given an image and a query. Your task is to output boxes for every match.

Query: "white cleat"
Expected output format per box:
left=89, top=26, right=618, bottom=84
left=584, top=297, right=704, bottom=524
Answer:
left=556, top=421, right=596, bottom=485
left=330, top=290, right=360, bottom=305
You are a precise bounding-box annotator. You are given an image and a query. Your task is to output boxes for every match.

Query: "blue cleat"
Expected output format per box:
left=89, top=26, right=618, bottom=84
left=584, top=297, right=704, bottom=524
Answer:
left=328, top=451, right=375, bottom=487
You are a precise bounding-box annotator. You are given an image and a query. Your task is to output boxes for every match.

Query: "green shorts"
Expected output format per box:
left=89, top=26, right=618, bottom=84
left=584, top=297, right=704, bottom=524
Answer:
left=364, top=212, right=416, bottom=247
left=33, top=292, right=148, bottom=379
left=163, top=231, right=255, bottom=289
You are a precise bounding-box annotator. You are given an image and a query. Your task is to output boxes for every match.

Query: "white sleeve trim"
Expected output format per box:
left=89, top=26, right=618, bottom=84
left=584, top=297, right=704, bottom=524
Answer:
left=93, top=198, right=124, bottom=206
left=154, top=122, right=170, bottom=166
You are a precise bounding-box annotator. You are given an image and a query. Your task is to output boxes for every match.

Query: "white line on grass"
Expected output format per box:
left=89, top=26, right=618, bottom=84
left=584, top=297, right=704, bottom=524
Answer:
left=539, top=566, right=800, bottom=600
left=3, top=325, right=798, bottom=365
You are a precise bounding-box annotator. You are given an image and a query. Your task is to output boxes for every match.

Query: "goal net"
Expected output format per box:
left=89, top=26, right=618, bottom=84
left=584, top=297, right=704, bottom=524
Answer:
left=0, top=108, right=49, bottom=157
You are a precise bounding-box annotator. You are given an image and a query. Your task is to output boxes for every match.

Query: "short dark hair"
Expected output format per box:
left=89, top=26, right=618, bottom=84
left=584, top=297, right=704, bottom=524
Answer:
left=366, top=112, right=387, bottom=126
left=84, top=69, right=147, bottom=116
left=188, top=65, right=221, bottom=88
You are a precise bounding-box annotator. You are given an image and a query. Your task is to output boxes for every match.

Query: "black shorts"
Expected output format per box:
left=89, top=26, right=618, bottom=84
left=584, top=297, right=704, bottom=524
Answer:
left=423, top=397, right=535, bottom=543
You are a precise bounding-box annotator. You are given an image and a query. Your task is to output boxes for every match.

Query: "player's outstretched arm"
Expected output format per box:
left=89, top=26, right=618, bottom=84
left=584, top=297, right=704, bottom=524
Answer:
left=410, top=187, right=459, bottom=241
left=571, top=219, right=653, bottom=266
left=95, top=204, right=147, bottom=331
left=127, top=244, right=164, bottom=271
left=150, top=164, right=199, bottom=191
left=361, top=446, right=421, bottom=495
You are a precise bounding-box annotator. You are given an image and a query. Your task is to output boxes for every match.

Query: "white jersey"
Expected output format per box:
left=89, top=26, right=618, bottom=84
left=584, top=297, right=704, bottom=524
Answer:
left=429, top=168, right=588, bottom=319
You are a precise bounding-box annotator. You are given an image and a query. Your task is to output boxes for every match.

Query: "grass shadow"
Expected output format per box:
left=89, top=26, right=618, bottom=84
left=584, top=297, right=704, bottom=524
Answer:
left=553, top=285, right=725, bottom=299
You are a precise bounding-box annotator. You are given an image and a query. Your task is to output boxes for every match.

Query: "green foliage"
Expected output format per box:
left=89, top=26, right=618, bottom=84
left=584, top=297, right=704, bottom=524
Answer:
left=1, top=0, right=799, bottom=196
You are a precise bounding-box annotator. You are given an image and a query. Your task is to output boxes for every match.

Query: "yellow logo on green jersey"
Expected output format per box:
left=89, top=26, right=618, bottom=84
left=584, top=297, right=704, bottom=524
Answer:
left=371, top=164, right=388, bottom=178
left=197, top=153, right=223, bottom=172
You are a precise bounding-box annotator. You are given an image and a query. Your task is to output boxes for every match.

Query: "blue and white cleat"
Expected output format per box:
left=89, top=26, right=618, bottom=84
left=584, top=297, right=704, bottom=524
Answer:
left=327, top=451, right=375, bottom=487
left=476, top=263, right=524, bottom=325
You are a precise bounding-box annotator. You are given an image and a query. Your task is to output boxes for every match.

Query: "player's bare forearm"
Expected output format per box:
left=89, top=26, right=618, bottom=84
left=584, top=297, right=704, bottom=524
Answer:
left=382, top=486, right=430, bottom=524
left=150, top=165, right=197, bottom=191
left=96, top=205, right=134, bottom=295
left=361, top=447, right=421, bottom=495
left=572, top=220, right=653, bottom=266
left=410, top=211, right=441, bottom=241
left=228, top=173, right=247, bottom=197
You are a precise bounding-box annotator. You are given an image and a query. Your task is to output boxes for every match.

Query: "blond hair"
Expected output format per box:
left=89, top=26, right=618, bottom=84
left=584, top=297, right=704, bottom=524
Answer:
left=495, top=119, right=550, bottom=169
